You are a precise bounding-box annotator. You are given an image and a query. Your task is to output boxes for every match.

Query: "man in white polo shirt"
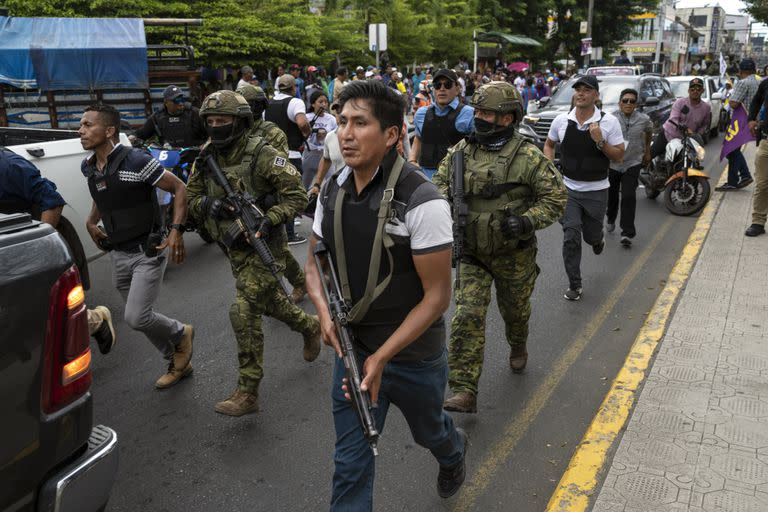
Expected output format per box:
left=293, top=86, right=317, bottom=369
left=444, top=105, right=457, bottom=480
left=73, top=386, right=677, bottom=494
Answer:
left=543, top=75, right=625, bottom=301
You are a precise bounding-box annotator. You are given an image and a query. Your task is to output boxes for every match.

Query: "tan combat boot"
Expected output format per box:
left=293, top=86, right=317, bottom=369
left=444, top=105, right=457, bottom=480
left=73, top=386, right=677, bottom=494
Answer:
left=303, top=316, right=322, bottom=362
left=290, top=285, right=307, bottom=303
left=443, top=391, right=477, bottom=414
left=173, top=324, right=194, bottom=370
left=155, top=361, right=193, bottom=389
left=214, top=390, right=259, bottom=416
left=509, top=345, right=528, bottom=374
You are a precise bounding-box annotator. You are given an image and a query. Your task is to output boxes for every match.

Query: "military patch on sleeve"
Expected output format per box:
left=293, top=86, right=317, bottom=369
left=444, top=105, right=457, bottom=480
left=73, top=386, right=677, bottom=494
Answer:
left=274, top=156, right=287, bottom=167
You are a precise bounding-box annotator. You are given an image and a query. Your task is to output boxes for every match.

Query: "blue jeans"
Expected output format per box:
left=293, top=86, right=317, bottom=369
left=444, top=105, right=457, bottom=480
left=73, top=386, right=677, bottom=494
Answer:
left=330, top=348, right=464, bottom=512
left=727, top=148, right=752, bottom=186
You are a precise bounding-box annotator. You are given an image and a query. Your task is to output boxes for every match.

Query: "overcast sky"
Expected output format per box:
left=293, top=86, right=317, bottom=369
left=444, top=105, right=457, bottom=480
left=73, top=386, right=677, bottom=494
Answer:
left=673, top=0, right=768, bottom=36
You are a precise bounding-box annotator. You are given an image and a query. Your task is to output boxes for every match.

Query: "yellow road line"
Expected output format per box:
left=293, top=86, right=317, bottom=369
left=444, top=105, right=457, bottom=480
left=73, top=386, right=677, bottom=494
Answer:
left=453, top=217, right=674, bottom=512
left=545, top=172, right=725, bottom=512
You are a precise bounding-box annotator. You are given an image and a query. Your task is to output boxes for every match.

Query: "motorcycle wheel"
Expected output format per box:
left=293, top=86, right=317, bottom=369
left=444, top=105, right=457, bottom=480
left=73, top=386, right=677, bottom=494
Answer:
left=664, top=176, right=711, bottom=216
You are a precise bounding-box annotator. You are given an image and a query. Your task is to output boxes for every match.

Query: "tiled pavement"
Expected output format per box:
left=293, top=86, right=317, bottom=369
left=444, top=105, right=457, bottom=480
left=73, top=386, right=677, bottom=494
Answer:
left=592, top=160, right=768, bottom=511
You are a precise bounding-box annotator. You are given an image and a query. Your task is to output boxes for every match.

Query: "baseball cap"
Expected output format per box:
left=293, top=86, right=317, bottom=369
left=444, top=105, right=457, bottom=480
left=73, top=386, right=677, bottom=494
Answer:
left=356, top=66, right=364, bottom=72
left=689, top=77, right=704, bottom=88
left=433, top=69, right=459, bottom=84
left=307, top=65, right=318, bottom=72
left=364, top=70, right=374, bottom=78
left=571, top=75, right=599, bottom=91
left=277, top=74, right=296, bottom=91
left=740, top=58, right=756, bottom=71
left=163, top=85, right=184, bottom=100
left=289, top=63, right=301, bottom=71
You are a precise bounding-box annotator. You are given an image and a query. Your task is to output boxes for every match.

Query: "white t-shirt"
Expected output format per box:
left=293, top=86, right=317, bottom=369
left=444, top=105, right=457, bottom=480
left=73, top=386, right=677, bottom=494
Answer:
left=273, top=92, right=307, bottom=159
left=457, top=77, right=466, bottom=98
left=237, top=78, right=251, bottom=90
left=322, top=129, right=345, bottom=173
left=306, top=112, right=338, bottom=151
left=312, top=167, right=453, bottom=254
left=514, top=76, right=526, bottom=93
left=547, top=107, right=623, bottom=192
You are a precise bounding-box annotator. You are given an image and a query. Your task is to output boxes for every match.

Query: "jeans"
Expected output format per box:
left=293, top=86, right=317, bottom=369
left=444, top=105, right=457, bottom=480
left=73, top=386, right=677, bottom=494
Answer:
left=286, top=157, right=303, bottom=238
left=726, top=147, right=752, bottom=186
left=606, top=166, right=641, bottom=238
left=560, top=188, right=608, bottom=290
left=330, top=348, right=464, bottom=512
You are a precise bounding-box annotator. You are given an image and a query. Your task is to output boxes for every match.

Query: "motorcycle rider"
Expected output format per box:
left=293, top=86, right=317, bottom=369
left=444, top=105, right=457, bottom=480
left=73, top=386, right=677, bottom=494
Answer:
left=131, top=85, right=208, bottom=148
left=650, top=78, right=711, bottom=161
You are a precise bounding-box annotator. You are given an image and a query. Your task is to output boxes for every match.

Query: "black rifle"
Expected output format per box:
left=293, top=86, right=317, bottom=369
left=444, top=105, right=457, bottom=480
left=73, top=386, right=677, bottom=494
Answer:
left=451, top=150, right=468, bottom=288
left=205, top=154, right=292, bottom=300
left=313, top=240, right=380, bottom=456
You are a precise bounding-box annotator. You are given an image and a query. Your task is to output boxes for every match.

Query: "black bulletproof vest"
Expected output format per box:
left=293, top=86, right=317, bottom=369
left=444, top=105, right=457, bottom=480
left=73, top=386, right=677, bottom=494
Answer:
left=560, top=114, right=610, bottom=182
left=419, top=104, right=465, bottom=168
left=153, top=108, right=204, bottom=147
left=265, top=97, right=304, bottom=151
left=320, top=152, right=445, bottom=362
left=86, top=146, right=159, bottom=247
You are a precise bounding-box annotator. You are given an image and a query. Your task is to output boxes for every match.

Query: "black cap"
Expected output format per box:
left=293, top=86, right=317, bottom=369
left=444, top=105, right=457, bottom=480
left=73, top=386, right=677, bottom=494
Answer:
left=740, top=58, right=756, bottom=71
left=571, top=75, right=599, bottom=91
left=433, top=69, right=458, bottom=84
left=689, top=77, right=704, bottom=88
left=163, top=85, right=183, bottom=100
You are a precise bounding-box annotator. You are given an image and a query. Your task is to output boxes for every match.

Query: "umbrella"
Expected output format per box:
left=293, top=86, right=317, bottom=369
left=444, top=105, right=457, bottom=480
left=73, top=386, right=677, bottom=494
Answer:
left=507, top=62, right=529, bottom=72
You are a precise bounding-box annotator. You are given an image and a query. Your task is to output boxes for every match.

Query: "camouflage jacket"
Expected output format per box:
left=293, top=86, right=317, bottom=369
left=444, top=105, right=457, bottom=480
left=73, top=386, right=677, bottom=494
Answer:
left=251, top=119, right=289, bottom=158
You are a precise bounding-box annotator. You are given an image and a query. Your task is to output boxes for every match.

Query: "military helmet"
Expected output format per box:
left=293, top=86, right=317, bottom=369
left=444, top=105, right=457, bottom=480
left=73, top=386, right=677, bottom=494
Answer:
left=470, top=81, right=523, bottom=122
left=200, top=90, right=253, bottom=122
left=235, top=83, right=267, bottom=103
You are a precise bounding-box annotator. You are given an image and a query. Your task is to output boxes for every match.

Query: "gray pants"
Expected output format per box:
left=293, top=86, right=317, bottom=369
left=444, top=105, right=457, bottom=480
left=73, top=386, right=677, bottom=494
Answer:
left=560, top=188, right=608, bottom=290
left=111, top=248, right=184, bottom=359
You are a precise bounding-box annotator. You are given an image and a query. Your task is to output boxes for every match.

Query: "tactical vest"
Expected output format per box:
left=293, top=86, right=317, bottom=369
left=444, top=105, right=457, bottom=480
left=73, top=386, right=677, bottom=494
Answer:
left=560, top=114, right=610, bottom=182
left=86, top=146, right=159, bottom=248
left=265, top=97, right=304, bottom=151
left=152, top=108, right=204, bottom=147
left=419, top=104, right=465, bottom=168
left=456, top=136, right=535, bottom=256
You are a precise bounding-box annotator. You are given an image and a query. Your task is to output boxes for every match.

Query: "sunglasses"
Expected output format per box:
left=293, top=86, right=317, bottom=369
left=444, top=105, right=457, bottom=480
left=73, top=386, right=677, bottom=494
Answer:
left=433, top=81, right=454, bottom=90
left=620, top=98, right=637, bottom=104
left=173, top=97, right=186, bottom=104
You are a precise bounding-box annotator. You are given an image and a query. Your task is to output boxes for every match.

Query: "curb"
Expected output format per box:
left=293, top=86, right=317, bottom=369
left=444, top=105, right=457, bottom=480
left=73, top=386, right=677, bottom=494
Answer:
left=544, top=166, right=727, bottom=512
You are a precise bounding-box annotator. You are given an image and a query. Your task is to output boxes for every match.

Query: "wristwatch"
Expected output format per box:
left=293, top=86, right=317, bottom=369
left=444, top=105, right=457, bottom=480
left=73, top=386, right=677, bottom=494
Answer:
left=596, top=139, right=606, bottom=150
left=169, top=223, right=185, bottom=233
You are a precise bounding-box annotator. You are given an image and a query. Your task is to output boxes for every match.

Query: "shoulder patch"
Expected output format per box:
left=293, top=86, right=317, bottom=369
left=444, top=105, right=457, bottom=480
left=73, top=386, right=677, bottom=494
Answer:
left=274, top=156, right=286, bottom=167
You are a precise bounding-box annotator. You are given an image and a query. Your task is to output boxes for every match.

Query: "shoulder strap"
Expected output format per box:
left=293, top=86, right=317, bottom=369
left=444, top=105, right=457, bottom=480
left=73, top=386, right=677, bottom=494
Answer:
left=333, top=156, right=405, bottom=323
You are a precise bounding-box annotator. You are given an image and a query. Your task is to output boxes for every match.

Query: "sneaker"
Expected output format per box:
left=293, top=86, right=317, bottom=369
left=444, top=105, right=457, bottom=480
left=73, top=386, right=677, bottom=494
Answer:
left=443, top=391, right=477, bottom=413
left=620, top=236, right=632, bottom=247
left=287, top=234, right=307, bottom=245
left=303, top=316, right=322, bottom=362
left=745, top=224, right=766, bottom=237
left=173, top=324, right=194, bottom=371
left=290, top=285, right=307, bottom=303
left=592, top=239, right=605, bottom=255
left=437, top=428, right=469, bottom=498
left=155, top=362, right=193, bottom=389
left=737, top=177, right=754, bottom=189
left=91, top=306, right=116, bottom=355
left=715, top=183, right=738, bottom=191
left=564, top=287, right=582, bottom=301
left=214, top=389, right=259, bottom=416
left=606, top=222, right=615, bottom=233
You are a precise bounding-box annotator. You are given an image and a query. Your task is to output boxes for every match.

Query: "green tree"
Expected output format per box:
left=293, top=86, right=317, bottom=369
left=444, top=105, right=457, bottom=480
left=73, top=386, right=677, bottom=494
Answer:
left=744, top=0, right=768, bottom=24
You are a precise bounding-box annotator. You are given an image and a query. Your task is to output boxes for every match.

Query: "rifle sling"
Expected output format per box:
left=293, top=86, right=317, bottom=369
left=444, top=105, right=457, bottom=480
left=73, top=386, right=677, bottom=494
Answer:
left=333, top=156, right=405, bottom=324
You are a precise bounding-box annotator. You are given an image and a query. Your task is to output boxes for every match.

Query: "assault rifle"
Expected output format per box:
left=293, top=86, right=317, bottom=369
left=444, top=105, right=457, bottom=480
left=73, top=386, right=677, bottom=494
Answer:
left=205, top=154, right=292, bottom=300
left=313, top=240, right=380, bottom=456
left=451, top=149, right=468, bottom=288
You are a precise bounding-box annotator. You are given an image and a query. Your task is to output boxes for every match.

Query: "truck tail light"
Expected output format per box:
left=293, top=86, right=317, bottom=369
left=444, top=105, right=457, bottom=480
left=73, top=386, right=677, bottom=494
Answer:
left=41, top=265, right=92, bottom=414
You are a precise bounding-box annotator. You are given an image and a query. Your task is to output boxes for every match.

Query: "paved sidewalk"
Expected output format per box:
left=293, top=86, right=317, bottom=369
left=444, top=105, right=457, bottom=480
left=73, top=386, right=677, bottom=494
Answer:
left=592, top=164, right=768, bottom=510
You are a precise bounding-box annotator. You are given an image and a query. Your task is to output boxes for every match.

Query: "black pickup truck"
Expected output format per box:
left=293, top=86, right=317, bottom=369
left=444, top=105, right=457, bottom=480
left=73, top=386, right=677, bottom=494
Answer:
left=0, top=213, right=118, bottom=512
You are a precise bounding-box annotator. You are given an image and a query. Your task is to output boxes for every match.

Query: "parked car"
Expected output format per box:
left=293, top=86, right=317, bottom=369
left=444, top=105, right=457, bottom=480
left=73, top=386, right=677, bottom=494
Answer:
left=665, top=75, right=723, bottom=142
left=0, top=212, right=118, bottom=512
left=586, top=66, right=643, bottom=76
left=519, top=74, right=675, bottom=151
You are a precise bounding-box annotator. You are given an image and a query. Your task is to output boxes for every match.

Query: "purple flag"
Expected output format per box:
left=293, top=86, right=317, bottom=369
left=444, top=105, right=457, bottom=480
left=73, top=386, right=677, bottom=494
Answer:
left=720, top=105, right=756, bottom=160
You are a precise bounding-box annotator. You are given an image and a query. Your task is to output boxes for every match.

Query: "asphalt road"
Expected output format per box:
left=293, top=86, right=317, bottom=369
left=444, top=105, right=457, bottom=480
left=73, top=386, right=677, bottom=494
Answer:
left=88, top=136, right=726, bottom=512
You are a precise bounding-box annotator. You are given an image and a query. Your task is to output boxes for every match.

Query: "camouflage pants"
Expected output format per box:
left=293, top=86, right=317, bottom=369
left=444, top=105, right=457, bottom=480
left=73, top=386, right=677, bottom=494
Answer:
left=282, top=246, right=306, bottom=289
left=448, top=247, right=540, bottom=396
left=229, top=255, right=318, bottom=394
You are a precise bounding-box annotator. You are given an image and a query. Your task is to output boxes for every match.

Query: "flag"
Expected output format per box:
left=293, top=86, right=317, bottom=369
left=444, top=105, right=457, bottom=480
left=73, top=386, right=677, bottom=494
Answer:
left=720, top=105, right=756, bottom=161
left=719, top=52, right=727, bottom=79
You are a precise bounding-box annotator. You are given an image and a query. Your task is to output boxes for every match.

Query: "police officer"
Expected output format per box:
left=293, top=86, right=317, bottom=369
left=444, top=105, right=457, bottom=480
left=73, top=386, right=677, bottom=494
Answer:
left=131, top=85, right=208, bottom=148
left=236, top=83, right=307, bottom=303
left=434, top=82, right=567, bottom=413
left=186, top=90, right=321, bottom=417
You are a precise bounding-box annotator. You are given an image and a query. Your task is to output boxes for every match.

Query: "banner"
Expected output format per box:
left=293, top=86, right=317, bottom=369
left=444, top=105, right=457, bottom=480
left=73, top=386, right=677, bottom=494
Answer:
left=719, top=52, right=727, bottom=80
left=721, top=105, right=756, bottom=161
left=580, top=38, right=592, bottom=57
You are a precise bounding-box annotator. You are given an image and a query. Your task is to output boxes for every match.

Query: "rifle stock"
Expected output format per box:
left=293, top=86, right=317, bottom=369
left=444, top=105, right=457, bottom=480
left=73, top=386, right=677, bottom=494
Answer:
left=313, top=241, right=380, bottom=456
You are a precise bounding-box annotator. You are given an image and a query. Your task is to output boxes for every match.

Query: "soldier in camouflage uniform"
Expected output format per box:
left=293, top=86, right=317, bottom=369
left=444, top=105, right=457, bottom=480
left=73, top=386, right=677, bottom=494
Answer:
left=187, top=90, right=321, bottom=416
left=434, top=82, right=567, bottom=413
left=236, top=83, right=306, bottom=303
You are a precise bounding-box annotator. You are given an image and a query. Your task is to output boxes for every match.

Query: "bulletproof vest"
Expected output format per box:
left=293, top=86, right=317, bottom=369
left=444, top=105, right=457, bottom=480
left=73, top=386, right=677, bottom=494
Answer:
left=319, top=151, right=445, bottom=362
left=560, top=114, right=610, bottom=182
left=86, top=146, right=159, bottom=247
left=458, top=137, right=535, bottom=256
left=419, top=104, right=465, bottom=168
left=265, top=97, right=304, bottom=151
left=153, top=108, right=204, bottom=147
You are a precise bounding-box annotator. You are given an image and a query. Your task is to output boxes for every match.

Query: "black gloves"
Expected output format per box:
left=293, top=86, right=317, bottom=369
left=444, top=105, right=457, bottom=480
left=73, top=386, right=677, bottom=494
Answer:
left=501, top=214, right=534, bottom=240
left=203, top=196, right=236, bottom=221
left=256, top=216, right=273, bottom=240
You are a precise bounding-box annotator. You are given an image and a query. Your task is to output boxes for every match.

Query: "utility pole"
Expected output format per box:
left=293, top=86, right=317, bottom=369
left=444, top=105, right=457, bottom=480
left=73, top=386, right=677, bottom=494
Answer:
left=654, top=2, right=665, bottom=73
left=584, top=0, right=594, bottom=67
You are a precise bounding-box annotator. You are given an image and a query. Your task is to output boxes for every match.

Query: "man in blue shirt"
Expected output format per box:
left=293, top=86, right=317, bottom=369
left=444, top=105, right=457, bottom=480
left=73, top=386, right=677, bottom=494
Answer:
left=411, top=66, right=426, bottom=91
left=409, top=69, right=475, bottom=179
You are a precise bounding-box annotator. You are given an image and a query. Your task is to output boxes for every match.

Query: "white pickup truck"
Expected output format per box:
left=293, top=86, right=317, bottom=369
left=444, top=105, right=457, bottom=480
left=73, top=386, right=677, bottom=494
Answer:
left=2, top=127, right=132, bottom=287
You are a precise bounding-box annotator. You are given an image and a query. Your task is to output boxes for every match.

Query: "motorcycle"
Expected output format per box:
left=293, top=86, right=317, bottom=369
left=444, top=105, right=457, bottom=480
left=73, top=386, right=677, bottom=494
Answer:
left=640, top=106, right=711, bottom=216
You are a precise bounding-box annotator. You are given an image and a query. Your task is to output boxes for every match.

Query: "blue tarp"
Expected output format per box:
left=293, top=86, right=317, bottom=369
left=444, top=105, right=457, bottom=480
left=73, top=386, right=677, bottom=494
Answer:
left=0, top=17, right=148, bottom=90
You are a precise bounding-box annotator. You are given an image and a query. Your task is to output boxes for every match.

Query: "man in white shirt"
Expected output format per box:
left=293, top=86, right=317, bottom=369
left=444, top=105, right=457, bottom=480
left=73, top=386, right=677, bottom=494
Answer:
left=544, top=75, right=625, bottom=301
left=513, top=73, right=526, bottom=94
left=237, top=65, right=256, bottom=90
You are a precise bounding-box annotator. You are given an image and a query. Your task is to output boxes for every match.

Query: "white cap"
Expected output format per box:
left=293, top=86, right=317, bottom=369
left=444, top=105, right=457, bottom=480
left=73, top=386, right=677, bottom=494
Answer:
left=365, top=70, right=374, bottom=78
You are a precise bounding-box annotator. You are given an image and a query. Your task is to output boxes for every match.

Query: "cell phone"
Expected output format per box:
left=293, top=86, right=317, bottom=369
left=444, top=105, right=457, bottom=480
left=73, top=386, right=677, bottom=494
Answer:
left=144, top=232, right=163, bottom=258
